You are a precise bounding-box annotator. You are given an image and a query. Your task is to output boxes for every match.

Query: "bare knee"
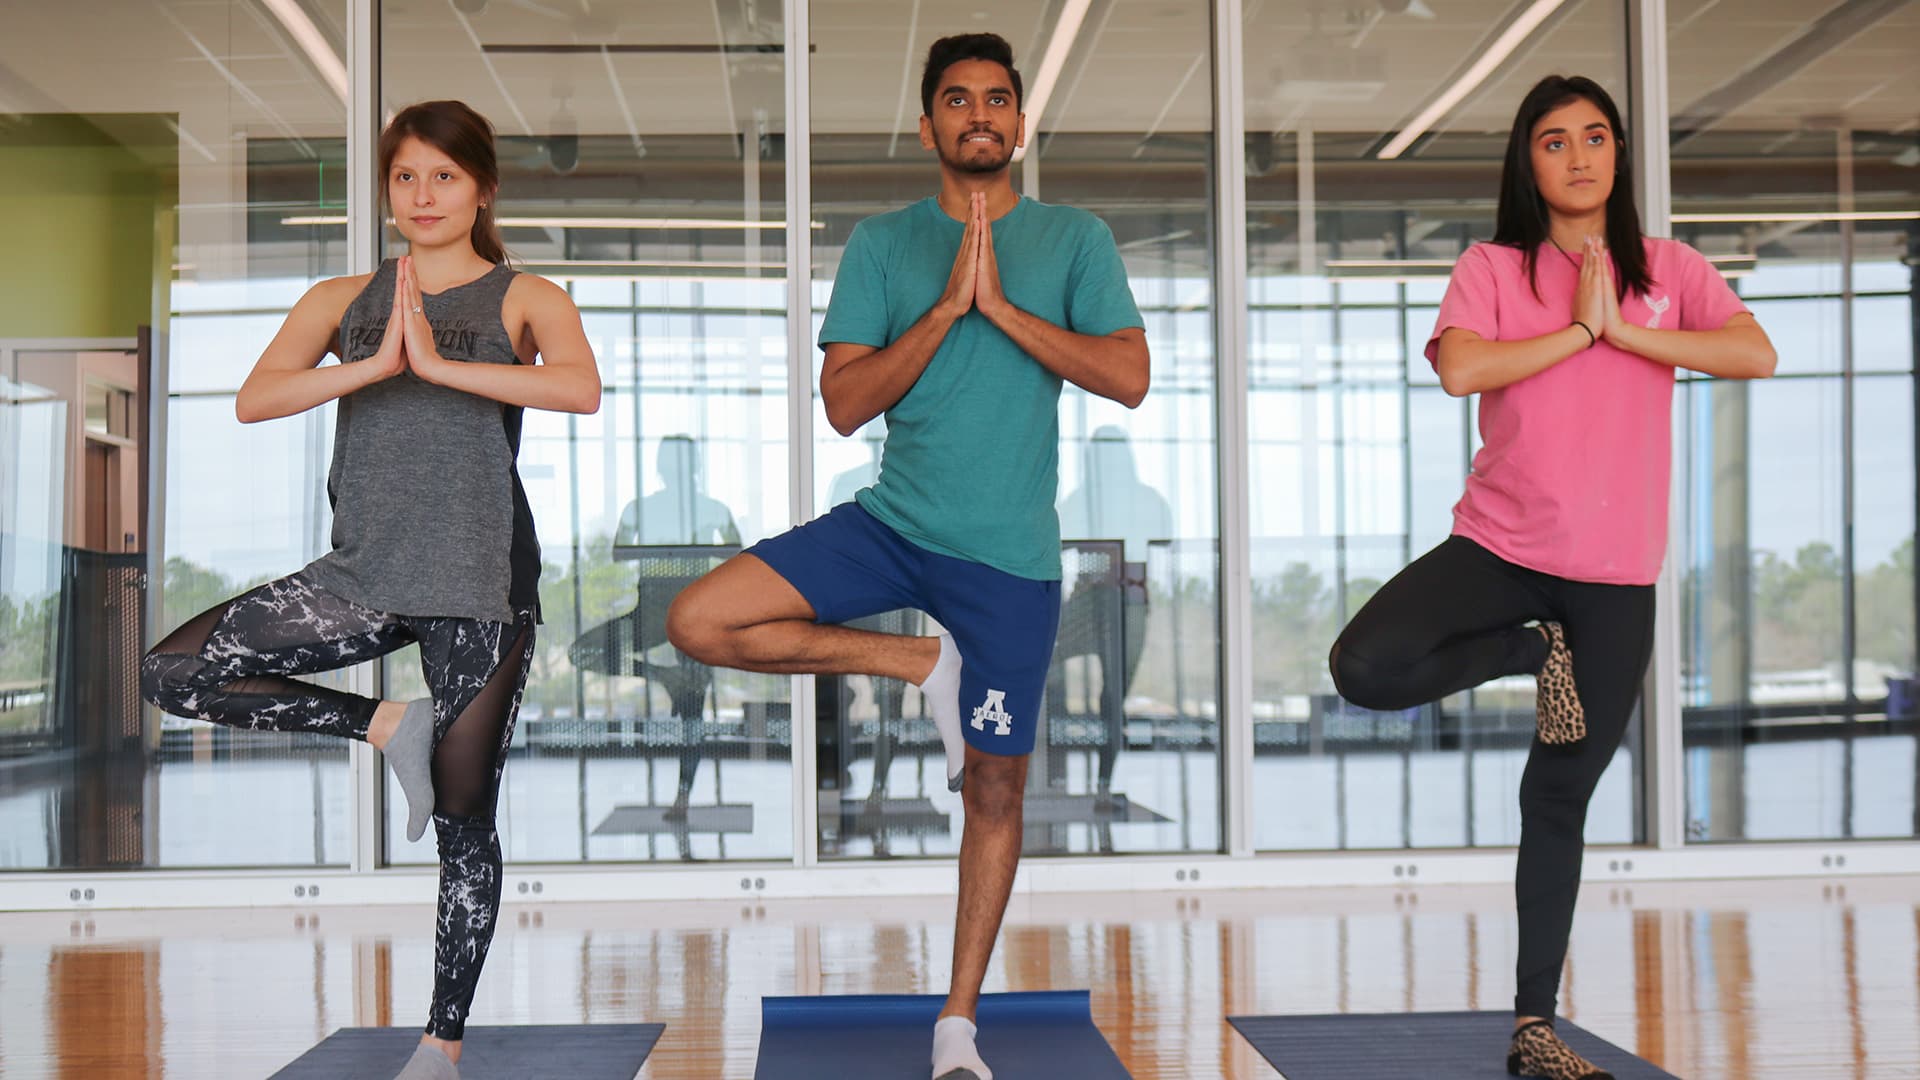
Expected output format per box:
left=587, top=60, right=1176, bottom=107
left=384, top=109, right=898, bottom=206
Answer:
left=665, top=585, right=730, bottom=666
left=962, top=755, right=1026, bottom=824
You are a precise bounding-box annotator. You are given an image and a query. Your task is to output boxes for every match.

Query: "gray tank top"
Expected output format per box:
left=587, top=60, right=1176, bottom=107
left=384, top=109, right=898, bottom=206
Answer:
left=302, top=259, right=541, bottom=624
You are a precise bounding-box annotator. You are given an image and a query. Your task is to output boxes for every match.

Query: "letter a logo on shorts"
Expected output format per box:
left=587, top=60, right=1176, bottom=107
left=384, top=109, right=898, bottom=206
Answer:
left=971, top=689, right=1013, bottom=736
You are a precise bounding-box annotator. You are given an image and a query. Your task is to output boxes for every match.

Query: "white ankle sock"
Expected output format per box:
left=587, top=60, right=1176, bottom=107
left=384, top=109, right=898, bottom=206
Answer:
left=916, top=634, right=965, bottom=792
left=931, top=1015, right=991, bottom=1080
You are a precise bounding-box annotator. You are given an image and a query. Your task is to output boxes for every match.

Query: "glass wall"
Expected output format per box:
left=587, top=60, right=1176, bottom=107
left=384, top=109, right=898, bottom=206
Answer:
left=379, top=1, right=795, bottom=864
left=1, top=0, right=351, bottom=869
left=5, top=0, right=1918, bottom=882
left=0, top=354, right=65, bottom=771
left=808, top=0, right=1221, bottom=858
left=1670, top=1, right=1920, bottom=841
left=1244, top=2, right=1639, bottom=850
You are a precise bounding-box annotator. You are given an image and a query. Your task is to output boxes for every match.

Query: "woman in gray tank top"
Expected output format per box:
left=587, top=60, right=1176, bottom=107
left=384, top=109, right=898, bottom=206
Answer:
left=140, top=100, right=600, bottom=1080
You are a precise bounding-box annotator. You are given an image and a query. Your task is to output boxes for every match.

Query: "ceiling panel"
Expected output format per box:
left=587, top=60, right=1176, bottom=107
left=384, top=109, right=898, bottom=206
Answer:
left=0, top=0, right=1911, bottom=154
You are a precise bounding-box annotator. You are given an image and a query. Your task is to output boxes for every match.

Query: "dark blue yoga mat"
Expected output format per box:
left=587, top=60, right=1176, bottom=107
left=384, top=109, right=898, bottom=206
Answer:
left=755, top=990, right=1131, bottom=1080
left=1228, top=1011, right=1679, bottom=1079
left=270, top=1024, right=664, bottom=1079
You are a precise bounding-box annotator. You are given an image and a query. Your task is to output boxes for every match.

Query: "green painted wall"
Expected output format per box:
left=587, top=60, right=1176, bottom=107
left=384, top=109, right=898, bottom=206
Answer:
left=0, top=116, right=169, bottom=340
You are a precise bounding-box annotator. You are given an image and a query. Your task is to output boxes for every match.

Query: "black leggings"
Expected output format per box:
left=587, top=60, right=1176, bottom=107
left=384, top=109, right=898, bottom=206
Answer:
left=140, top=570, right=533, bottom=1041
left=1328, top=536, right=1655, bottom=1020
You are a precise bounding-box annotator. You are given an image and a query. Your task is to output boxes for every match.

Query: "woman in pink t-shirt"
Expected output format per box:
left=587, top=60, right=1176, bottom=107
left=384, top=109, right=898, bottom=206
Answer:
left=1329, top=75, right=1775, bottom=1079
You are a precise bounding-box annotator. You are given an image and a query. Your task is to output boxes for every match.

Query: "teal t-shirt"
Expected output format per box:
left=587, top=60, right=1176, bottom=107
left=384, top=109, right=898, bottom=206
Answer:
left=818, top=196, right=1144, bottom=581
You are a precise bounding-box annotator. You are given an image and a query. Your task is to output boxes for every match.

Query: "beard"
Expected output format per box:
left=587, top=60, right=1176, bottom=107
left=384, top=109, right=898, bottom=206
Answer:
left=936, top=132, right=1015, bottom=175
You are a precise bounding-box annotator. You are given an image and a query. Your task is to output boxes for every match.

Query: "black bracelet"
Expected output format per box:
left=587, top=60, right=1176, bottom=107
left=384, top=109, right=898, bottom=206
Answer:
left=1571, top=320, right=1595, bottom=348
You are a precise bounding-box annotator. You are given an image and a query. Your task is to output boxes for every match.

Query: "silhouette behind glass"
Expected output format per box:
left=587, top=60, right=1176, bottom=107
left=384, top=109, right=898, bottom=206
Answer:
left=822, top=425, right=924, bottom=829
left=570, top=435, right=740, bottom=824
left=1053, top=426, right=1171, bottom=800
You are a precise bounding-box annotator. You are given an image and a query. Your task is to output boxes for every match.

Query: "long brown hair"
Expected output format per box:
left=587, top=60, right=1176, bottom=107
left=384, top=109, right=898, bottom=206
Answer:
left=378, top=100, right=507, bottom=264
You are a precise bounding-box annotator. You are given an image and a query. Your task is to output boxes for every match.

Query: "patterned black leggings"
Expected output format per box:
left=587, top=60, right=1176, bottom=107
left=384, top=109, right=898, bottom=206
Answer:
left=139, top=570, right=534, bottom=1041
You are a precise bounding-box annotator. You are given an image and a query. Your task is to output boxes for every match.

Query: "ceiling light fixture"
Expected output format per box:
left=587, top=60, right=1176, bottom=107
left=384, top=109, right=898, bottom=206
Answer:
left=259, top=0, right=348, bottom=104
left=279, top=215, right=824, bottom=229
left=522, top=259, right=783, bottom=270
left=1375, top=0, right=1568, bottom=160
left=1012, top=0, right=1093, bottom=164
left=1672, top=210, right=1920, bottom=223
left=1324, top=259, right=1457, bottom=269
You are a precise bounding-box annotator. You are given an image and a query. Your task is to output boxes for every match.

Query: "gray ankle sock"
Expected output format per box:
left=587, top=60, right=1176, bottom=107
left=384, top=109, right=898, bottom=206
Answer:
left=383, top=698, right=438, bottom=843
left=393, top=1040, right=459, bottom=1080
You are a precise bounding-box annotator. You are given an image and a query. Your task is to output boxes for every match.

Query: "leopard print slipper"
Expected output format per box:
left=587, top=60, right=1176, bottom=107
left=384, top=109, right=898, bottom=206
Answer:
left=1507, top=1019, right=1614, bottom=1080
left=1535, top=622, right=1586, bottom=745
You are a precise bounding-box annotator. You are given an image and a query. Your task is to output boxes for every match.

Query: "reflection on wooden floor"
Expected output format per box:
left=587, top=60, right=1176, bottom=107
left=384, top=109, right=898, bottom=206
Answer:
left=1, top=875, right=1916, bottom=1078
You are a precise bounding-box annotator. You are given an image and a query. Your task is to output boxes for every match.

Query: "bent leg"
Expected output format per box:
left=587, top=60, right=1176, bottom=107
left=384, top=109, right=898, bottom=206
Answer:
left=669, top=553, right=932, bottom=680
left=139, top=571, right=411, bottom=740
left=1329, top=536, right=1552, bottom=710
left=667, top=510, right=936, bottom=682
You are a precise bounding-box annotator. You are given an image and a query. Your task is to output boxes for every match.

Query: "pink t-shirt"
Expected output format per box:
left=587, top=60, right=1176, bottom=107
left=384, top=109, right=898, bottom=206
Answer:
left=1424, top=238, right=1749, bottom=585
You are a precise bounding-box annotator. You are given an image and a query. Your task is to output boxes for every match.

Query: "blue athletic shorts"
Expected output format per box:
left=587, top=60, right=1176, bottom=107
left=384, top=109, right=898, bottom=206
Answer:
left=748, top=501, right=1061, bottom=757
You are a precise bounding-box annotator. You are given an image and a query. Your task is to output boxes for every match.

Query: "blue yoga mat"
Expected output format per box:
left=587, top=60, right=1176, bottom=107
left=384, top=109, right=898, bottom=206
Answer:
left=270, top=1024, right=663, bottom=1079
left=755, top=990, right=1131, bottom=1080
left=1228, top=1011, right=1679, bottom=1079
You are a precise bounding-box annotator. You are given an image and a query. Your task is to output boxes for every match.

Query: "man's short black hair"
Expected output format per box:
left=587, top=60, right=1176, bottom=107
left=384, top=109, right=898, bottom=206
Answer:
left=920, top=33, right=1023, bottom=118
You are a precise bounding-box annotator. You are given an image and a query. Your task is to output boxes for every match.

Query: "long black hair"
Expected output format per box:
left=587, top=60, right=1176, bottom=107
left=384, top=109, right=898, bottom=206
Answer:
left=1493, top=75, right=1651, bottom=300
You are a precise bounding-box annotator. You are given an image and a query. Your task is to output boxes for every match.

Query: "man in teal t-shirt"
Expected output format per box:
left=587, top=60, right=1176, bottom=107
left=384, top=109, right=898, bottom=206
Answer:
left=820, top=175, right=1144, bottom=580
left=670, top=31, right=1147, bottom=1080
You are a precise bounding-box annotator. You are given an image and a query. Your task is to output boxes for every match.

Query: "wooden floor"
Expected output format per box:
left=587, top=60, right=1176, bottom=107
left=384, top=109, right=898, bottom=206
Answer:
left=1, top=875, right=1916, bottom=1078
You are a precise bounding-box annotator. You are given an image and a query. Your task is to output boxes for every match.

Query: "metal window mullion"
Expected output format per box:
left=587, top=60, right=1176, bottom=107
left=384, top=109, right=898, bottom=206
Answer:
left=1838, top=129, right=1858, bottom=836
left=148, top=230, right=173, bottom=670
left=1212, top=0, right=1253, bottom=857
left=1629, top=0, right=1684, bottom=850
left=346, top=0, right=383, bottom=874
left=785, top=0, right=819, bottom=869
left=1911, top=223, right=1920, bottom=839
